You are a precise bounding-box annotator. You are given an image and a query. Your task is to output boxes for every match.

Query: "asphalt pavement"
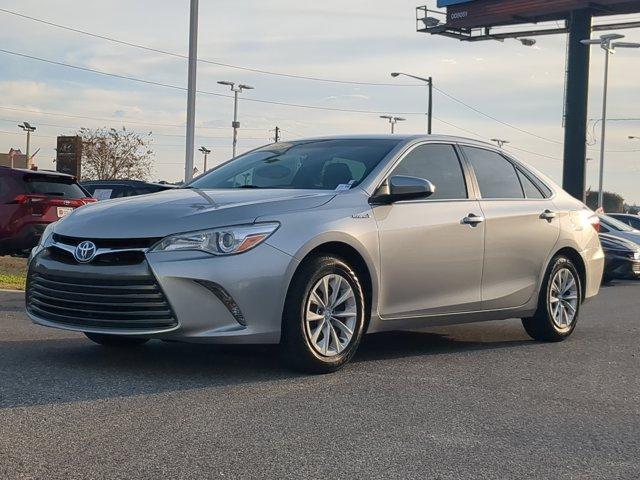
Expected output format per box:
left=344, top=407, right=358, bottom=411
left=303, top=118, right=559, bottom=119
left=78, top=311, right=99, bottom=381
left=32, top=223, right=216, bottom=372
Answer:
left=1, top=282, right=639, bottom=479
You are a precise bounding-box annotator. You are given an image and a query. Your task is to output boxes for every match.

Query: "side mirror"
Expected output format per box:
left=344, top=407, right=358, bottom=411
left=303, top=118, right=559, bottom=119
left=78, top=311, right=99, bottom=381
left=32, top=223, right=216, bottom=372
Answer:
left=370, top=175, right=435, bottom=204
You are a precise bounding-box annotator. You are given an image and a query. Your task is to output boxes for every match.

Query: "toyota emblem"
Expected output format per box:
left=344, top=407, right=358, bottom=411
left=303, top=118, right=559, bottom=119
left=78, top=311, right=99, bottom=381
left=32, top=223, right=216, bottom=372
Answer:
left=74, top=241, right=97, bottom=263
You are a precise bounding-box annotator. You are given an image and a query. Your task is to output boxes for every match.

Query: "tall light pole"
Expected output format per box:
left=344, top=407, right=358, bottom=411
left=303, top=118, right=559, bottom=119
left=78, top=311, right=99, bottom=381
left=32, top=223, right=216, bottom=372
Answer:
left=184, top=0, right=199, bottom=183
left=581, top=33, right=640, bottom=209
left=380, top=115, right=406, bottom=134
left=18, top=122, right=36, bottom=166
left=218, top=81, right=254, bottom=158
left=491, top=138, right=510, bottom=148
left=391, top=72, right=432, bottom=134
left=199, top=146, right=211, bottom=172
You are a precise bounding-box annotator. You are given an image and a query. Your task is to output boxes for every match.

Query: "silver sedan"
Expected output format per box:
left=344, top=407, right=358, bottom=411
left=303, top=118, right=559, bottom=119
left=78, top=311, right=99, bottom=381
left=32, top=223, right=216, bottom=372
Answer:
left=26, top=135, right=604, bottom=373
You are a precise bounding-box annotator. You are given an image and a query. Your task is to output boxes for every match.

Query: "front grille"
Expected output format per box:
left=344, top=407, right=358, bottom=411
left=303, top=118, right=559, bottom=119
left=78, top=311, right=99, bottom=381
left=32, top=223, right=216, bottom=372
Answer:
left=52, top=234, right=161, bottom=250
left=633, top=262, right=640, bottom=275
left=27, top=272, right=177, bottom=330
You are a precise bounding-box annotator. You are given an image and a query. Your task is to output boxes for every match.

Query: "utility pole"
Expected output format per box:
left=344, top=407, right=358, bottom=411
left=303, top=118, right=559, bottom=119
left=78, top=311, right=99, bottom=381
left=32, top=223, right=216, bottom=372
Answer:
left=273, top=126, right=281, bottom=142
left=18, top=122, right=36, bottom=166
left=199, top=146, right=211, bottom=172
left=184, top=0, right=199, bottom=183
left=217, top=81, right=254, bottom=158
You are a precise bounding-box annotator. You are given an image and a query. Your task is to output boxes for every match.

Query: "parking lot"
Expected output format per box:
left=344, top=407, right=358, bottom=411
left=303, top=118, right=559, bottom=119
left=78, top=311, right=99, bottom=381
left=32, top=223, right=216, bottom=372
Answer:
left=1, top=282, right=639, bottom=479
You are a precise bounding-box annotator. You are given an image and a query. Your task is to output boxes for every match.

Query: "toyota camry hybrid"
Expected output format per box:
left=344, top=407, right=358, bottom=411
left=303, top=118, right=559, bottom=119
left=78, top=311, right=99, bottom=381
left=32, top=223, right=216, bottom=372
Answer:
left=26, top=135, right=604, bottom=373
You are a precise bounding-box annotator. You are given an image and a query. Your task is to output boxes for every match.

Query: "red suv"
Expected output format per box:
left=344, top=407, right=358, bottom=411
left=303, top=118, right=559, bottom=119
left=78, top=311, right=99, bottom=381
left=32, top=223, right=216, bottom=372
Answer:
left=0, top=167, right=95, bottom=256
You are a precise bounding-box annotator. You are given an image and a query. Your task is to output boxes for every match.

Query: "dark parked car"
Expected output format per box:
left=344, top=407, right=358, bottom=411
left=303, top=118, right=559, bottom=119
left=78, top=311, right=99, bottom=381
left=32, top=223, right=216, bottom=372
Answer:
left=600, top=233, right=640, bottom=282
left=0, top=167, right=95, bottom=256
left=608, top=213, right=640, bottom=230
left=81, top=180, right=176, bottom=200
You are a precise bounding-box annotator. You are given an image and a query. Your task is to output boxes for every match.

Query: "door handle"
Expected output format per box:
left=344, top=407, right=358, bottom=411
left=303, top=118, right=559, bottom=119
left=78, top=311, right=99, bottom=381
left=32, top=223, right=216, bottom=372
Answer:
left=540, top=209, right=557, bottom=221
left=462, top=214, right=485, bottom=226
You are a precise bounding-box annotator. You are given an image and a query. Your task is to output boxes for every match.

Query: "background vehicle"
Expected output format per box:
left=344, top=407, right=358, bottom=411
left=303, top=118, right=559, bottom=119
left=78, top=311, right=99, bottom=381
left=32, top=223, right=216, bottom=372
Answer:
left=608, top=213, right=640, bottom=230
left=598, top=214, right=640, bottom=245
left=81, top=180, right=177, bottom=200
left=26, top=136, right=604, bottom=373
left=0, top=167, right=94, bottom=256
left=599, top=233, right=640, bottom=282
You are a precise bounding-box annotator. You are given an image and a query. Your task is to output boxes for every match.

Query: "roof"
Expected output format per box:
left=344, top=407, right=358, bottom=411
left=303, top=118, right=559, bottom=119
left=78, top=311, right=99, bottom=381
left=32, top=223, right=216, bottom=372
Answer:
left=285, top=134, right=496, bottom=148
left=0, top=166, right=76, bottom=179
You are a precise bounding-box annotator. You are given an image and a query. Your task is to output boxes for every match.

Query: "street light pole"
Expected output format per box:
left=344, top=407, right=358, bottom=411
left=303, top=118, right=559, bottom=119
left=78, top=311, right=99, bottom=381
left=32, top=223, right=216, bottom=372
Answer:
left=380, top=115, right=406, bottom=134
left=18, top=122, right=36, bottom=166
left=184, top=0, right=199, bottom=183
left=581, top=33, right=640, bottom=210
left=491, top=138, right=510, bottom=148
left=199, top=146, right=211, bottom=172
left=391, top=72, right=433, bottom=134
left=218, top=81, right=254, bottom=158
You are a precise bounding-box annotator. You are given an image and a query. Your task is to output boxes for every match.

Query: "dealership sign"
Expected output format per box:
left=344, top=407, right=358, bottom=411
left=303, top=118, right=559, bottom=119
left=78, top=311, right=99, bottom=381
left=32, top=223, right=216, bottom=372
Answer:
left=437, top=0, right=640, bottom=29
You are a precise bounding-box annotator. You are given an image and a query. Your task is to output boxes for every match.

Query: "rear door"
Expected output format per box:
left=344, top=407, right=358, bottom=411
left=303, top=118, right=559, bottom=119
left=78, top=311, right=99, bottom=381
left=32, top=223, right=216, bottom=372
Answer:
left=461, top=146, right=560, bottom=310
left=373, top=143, right=485, bottom=318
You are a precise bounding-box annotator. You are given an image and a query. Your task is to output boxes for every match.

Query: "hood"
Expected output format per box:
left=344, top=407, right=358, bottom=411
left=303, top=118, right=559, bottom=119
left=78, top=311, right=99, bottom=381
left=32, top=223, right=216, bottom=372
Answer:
left=599, top=233, right=640, bottom=252
left=55, top=188, right=335, bottom=238
left=603, top=230, right=640, bottom=247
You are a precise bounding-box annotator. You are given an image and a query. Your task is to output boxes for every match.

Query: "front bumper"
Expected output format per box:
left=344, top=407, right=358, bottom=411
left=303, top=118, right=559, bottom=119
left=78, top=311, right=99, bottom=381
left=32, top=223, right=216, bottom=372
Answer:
left=0, top=223, right=47, bottom=254
left=27, top=244, right=298, bottom=344
left=604, top=254, right=640, bottom=280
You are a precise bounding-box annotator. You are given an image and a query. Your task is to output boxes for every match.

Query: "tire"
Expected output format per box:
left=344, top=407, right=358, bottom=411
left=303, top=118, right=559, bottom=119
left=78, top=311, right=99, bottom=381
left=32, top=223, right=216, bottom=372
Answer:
left=85, top=332, right=149, bottom=347
left=522, top=255, right=582, bottom=342
left=281, top=255, right=367, bottom=374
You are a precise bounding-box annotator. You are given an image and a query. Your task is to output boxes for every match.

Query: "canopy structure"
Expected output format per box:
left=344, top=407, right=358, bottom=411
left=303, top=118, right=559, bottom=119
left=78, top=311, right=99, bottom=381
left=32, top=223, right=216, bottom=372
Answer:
left=417, top=0, right=640, bottom=201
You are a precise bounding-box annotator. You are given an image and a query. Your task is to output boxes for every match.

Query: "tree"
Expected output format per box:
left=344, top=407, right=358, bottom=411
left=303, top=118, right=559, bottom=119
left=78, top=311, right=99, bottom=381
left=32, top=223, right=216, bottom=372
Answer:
left=585, top=190, right=624, bottom=213
left=78, top=127, right=154, bottom=181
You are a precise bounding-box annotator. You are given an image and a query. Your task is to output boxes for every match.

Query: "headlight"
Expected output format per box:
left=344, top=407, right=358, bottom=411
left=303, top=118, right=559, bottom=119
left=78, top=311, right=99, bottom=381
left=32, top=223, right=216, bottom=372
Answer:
left=150, top=222, right=280, bottom=256
left=38, top=223, right=56, bottom=248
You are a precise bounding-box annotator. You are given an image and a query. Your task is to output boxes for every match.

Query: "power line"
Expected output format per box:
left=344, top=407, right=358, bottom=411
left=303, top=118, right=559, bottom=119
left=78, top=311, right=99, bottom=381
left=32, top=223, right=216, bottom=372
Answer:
left=0, top=7, right=423, bottom=88
left=0, top=48, right=427, bottom=116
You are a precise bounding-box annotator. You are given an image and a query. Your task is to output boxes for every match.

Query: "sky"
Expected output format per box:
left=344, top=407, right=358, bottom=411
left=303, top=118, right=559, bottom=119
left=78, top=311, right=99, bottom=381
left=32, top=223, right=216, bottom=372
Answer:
left=1, top=1, right=639, bottom=202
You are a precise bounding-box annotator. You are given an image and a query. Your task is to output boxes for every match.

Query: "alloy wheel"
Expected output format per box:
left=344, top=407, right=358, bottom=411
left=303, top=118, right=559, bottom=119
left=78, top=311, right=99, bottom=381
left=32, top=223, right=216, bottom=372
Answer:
left=305, top=273, right=357, bottom=357
left=549, top=268, right=579, bottom=330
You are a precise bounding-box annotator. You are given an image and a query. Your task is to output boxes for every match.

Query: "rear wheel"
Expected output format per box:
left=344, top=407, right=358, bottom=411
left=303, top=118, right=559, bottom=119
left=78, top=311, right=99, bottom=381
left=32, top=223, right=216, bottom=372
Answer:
left=522, top=256, right=582, bottom=342
left=281, top=255, right=366, bottom=374
left=85, top=332, right=149, bottom=347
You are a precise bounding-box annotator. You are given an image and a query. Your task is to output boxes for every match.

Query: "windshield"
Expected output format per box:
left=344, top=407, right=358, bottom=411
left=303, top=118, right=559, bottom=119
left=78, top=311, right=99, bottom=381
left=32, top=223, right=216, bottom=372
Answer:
left=188, top=139, right=401, bottom=190
left=600, top=215, right=636, bottom=232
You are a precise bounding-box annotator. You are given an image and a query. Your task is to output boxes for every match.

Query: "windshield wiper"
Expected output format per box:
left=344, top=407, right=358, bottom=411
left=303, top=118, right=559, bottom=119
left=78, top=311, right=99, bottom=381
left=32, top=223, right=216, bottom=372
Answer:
left=237, top=185, right=262, bottom=189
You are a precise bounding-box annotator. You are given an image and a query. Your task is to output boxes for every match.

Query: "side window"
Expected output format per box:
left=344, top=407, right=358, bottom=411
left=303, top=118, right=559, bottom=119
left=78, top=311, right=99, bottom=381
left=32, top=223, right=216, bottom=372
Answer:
left=390, top=144, right=467, bottom=200
left=463, top=147, right=524, bottom=199
left=517, top=169, right=544, bottom=199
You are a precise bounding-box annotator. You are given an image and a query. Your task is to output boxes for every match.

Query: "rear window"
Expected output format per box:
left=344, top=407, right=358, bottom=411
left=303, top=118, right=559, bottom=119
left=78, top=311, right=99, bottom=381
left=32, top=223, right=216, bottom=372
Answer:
left=24, top=177, right=87, bottom=199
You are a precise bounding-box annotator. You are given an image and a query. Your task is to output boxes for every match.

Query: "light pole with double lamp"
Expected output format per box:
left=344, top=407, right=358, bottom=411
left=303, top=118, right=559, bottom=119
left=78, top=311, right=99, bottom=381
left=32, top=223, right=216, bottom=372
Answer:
left=18, top=122, right=36, bottom=166
left=217, top=81, right=254, bottom=158
left=580, top=33, right=640, bottom=209
left=380, top=115, right=406, bottom=134
left=391, top=72, right=433, bottom=134
left=199, top=146, right=211, bottom=173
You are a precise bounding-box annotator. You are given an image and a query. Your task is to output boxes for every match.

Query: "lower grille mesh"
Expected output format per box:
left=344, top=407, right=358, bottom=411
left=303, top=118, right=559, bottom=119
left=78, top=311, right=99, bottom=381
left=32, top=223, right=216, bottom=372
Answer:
left=27, top=272, right=177, bottom=330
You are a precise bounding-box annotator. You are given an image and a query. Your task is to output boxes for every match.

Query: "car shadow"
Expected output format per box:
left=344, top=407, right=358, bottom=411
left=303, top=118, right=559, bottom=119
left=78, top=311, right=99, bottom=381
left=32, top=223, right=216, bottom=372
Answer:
left=0, top=325, right=533, bottom=409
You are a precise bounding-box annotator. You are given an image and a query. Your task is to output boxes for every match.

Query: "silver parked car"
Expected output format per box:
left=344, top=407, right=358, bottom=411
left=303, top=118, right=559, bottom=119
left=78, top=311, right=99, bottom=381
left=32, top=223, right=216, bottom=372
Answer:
left=27, top=136, right=604, bottom=373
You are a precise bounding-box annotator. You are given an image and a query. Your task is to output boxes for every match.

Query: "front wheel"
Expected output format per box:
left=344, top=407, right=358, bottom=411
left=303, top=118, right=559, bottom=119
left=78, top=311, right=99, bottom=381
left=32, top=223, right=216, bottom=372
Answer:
left=281, top=255, right=366, bottom=374
left=85, top=332, right=149, bottom=347
left=522, top=256, right=582, bottom=342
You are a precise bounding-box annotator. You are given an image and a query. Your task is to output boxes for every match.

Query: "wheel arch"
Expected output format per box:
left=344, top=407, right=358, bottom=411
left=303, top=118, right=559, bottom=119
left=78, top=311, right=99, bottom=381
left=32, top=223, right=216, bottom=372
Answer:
left=550, top=246, right=587, bottom=301
left=286, top=239, right=378, bottom=330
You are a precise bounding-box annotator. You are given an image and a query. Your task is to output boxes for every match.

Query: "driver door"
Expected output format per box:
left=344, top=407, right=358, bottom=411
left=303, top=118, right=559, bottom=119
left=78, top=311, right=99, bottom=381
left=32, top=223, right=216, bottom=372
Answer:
left=372, top=143, right=484, bottom=318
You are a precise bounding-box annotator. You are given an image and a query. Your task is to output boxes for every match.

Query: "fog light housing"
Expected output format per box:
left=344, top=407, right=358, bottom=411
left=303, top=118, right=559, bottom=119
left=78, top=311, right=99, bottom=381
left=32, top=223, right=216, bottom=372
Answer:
left=194, top=280, right=246, bottom=326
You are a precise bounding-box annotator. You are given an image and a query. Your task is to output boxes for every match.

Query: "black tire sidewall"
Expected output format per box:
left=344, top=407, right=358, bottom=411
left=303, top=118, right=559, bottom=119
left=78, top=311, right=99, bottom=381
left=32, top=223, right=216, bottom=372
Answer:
left=282, top=255, right=366, bottom=373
